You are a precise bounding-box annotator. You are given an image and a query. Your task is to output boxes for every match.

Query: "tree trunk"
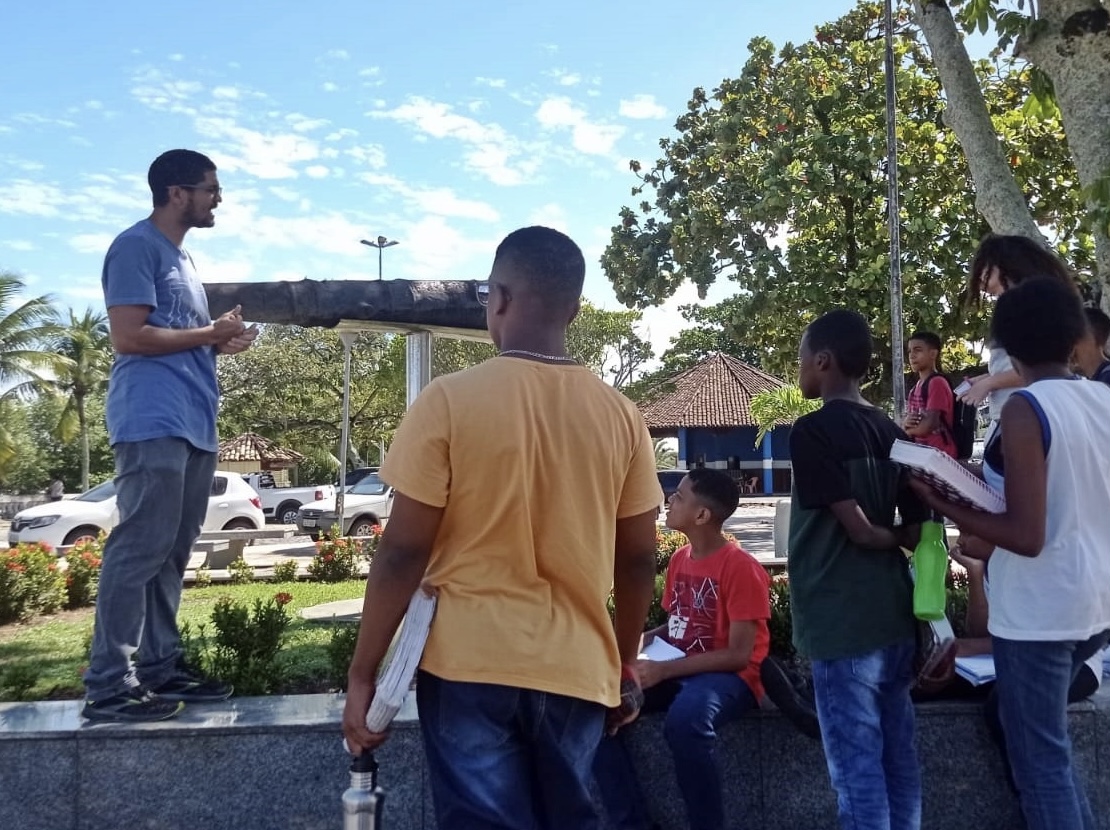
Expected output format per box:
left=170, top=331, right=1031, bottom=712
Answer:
left=912, top=0, right=1048, bottom=241
left=77, top=393, right=89, bottom=492
left=1020, top=0, right=1110, bottom=307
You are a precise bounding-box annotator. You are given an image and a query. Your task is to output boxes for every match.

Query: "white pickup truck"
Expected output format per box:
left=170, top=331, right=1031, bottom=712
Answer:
left=242, top=472, right=336, bottom=525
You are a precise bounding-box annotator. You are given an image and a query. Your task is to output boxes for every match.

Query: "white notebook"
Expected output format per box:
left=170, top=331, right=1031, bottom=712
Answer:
left=365, top=590, right=437, bottom=732
left=639, top=637, right=686, bottom=662
left=890, top=439, right=1006, bottom=514
left=954, top=654, right=996, bottom=686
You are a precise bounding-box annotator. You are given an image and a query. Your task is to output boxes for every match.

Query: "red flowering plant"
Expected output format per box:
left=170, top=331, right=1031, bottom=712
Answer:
left=63, top=533, right=105, bottom=609
left=306, top=526, right=363, bottom=583
left=0, top=543, right=67, bottom=624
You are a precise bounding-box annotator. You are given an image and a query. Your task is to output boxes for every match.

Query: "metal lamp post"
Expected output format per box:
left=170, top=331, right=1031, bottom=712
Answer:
left=360, top=236, right=400, bottom=281
left=883, top=0, right=906, bottom=420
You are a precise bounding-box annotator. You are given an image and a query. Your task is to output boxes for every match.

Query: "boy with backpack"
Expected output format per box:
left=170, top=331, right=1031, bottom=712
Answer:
left=903, top=331, right=958, bottom=459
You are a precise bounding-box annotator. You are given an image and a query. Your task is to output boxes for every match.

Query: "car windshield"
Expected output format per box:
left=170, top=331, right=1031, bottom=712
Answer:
left=74, top=481, right=116, bottom=502
left=350, top=473, right=388, bottom=496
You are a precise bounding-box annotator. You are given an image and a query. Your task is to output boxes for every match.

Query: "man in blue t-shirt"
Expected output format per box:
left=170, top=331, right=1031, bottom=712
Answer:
left=83, top=149, right=259, bottom=722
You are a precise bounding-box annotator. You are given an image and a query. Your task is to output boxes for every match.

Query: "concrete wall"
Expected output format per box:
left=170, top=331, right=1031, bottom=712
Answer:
left=1, top=689, right=1107, bottom=830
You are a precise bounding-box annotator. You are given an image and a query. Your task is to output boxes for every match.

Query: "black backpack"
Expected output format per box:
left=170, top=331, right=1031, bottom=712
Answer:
left=922, top=373, right=977, bottom=460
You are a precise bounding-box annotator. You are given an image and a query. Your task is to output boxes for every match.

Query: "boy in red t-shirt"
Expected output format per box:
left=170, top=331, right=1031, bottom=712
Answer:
left=593, top=469, right=771, bottom=830
left=903, top=330, right=957, bottom=458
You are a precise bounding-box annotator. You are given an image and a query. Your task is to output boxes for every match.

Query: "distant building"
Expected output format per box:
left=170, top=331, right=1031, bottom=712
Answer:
left=217, top=432, right=305, bottom=486
left=637, top=352, right=794, bottom=494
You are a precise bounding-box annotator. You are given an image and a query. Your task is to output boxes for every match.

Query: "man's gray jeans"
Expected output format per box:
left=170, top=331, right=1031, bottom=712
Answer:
left=84, top=438, right=216, bottom=700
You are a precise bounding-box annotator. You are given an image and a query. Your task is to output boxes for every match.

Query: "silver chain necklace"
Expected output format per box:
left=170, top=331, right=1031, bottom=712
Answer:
left=499, top=349, right=577, bottom=363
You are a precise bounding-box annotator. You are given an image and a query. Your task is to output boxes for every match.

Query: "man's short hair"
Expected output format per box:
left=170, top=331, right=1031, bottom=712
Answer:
left=686, top=468, right=741, bottom=525
left=493, top=226, right=585, bottom=309
left=148, top=149, right=216, bottom=207
left=1084, top=306, right=1110, bottom=347
left=806, top=309, right=873, bottom=380
left=991, top=279, right=1087, bottom=366
left=908, top=331, right=942, bottom=352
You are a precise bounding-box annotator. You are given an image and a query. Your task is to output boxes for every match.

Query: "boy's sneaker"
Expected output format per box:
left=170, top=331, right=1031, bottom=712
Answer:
left=150, top=662, right=233, bottom=702
left=761, top=655, right=822, bottom=741
left=82, top=687, right=184, bottom=722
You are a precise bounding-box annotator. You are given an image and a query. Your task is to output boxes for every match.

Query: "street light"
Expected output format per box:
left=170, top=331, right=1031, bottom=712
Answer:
left=360, top=235, right=400, bottom=280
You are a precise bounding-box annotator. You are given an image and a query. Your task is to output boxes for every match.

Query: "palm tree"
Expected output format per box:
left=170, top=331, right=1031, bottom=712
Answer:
left=48, top=309, right=112, bottom=491
left=0, top=272, right=63, bottom=468
left=750, top=385, right=822, bottom=447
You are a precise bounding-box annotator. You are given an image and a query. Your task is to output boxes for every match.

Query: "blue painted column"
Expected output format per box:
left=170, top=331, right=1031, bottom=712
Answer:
left=761, top=432, right=774, bottom=494
left=677, top=428, right=688, bottom=469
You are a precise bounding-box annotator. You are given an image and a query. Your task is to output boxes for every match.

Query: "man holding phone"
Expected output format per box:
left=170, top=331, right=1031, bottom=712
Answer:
left=83, top=149, right=259, bottom=722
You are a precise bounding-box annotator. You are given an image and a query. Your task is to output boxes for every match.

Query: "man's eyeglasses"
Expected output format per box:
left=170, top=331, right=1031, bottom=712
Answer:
left=175, top=184, right=222, bottom=198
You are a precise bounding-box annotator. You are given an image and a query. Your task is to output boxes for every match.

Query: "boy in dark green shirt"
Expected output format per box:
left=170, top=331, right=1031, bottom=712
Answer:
left=788, top=309, right=927, bottom=830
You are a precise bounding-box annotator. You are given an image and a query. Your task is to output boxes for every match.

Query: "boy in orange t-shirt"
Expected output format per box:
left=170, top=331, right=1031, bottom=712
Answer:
left=594, top=469, right=771, bottom=830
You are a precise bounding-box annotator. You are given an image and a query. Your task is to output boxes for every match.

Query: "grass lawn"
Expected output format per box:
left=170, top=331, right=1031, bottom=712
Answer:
left=0, top=580, right=367, bottom=702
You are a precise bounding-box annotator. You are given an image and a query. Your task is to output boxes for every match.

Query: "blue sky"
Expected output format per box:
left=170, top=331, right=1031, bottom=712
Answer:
left=1, top=0, right=859, bottom=353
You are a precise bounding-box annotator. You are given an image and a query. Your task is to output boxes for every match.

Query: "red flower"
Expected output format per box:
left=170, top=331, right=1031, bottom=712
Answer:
left=371, top=525, right=383, bottom=536
left=323, top=553, right=334, bottom=563
left=273, top=592, right=293, bottom=606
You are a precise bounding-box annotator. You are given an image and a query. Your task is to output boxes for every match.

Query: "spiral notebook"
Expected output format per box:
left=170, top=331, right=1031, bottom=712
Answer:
left=365, top=590, right=437, bottom=732
left=890, top=439, right=1006, bottom=514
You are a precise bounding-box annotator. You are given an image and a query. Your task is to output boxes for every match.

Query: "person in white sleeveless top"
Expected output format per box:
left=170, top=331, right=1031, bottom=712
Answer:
left=911, top=278, right=1110, bottom=830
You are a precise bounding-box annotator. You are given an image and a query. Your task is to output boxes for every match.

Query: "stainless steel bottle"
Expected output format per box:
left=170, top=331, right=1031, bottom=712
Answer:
left=343, top=752, right=385, bottom=830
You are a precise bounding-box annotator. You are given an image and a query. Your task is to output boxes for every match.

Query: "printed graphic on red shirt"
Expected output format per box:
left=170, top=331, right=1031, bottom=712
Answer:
left=667, top=576, right=722, bottom=653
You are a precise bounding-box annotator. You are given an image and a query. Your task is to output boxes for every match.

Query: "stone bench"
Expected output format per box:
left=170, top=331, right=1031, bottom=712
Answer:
left=196, top=527, right=296, bottom=569
left=2, top=687, right=1107, bottom=830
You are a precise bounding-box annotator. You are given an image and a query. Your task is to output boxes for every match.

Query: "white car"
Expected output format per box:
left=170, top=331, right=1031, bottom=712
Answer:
left=7, top=472, right=265, bottom=549
left=297, top=471, right=393, bottom=539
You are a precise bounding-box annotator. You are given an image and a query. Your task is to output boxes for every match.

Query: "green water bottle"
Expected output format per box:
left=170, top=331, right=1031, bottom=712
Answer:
left=913, top=517, right=948, bottom=621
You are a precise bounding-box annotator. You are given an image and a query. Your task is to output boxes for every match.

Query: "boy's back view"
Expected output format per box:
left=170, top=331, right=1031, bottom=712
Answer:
left=788, top=310, right=928, bottom=830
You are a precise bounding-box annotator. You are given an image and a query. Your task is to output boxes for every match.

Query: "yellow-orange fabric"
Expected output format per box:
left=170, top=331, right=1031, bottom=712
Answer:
left=380, top=357, right=663, bottom=707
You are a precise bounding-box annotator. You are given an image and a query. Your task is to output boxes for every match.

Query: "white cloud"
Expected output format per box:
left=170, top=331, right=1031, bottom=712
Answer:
left=169, top=53, right=185, bottom=62
left=475, top=77, right=507, bottom=88
left=85, top=100, right=104, bottom=110
left=326, top=128, right=358, bottom=142
left=0, top=180, right=71, bottom=217
left=358, top=67, right=381, bottom=77
left=268, top=186, right=301, bottom=202
left=0, top=177, right=147, bottom=223
left=1, top=239, right=36, bottom=251
left=346, top=144, right=387, bottom=169
left=619, top=94, right=668, bottom=120
left=322, top=82, right=339, bottom=93
left=326, top=49, right=350, bottom=60
left=130, top=68, right=203, bottom=115
left=526, top=203, right=569, bottom=232
left=286, top=113, right=330, bottom=133
left=398, top=215, right=498, bottom=280
left=305, top=165, right=330, bottom=179
left=546, top=69, right=582, bottom=87
left=196, top=115, right=321, bottom=179
left=13, top=113, right=78, bottom=129
left=360, top=173, right=500, bottom=222
left=212, top=86, right=242, bottom=100
left=535, top=97, right=624, bottom=155
left=372, top=97, right=537, bottom=186
left=68, top=233, right=116, bottom=254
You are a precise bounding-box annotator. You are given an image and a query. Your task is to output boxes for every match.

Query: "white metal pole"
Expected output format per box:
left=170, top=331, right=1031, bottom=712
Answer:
left=335, top=331, right=358, bottom=532
left=405, top=331, right=434, bottom=408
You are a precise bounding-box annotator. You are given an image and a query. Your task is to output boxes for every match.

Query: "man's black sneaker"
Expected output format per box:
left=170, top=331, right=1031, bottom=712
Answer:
left=82, top=687, right=184, bottom=722
left=761, top=655, right=822, bottom=741
left=150, top=664, right=233, bottom=702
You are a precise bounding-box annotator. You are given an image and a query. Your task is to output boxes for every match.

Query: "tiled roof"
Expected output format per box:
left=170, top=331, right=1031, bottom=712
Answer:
left=218, top=432, right=304, bottom=463
left=638, top=352, right=787, bottom=429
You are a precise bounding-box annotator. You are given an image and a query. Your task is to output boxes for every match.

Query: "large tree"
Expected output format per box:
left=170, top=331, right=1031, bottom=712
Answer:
left=913, top=0, right=1110, bottom=305
left=602, top=1, right=1088, bottom=395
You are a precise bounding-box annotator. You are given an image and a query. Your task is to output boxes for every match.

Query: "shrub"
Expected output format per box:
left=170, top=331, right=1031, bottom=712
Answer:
left=272, top=559, right=300, bottom=583
left=228, top=557, right=255, bottom=585
left=0, top=543, right=67, bottom=624
left=326, top=622, right=360, bottom=691
left=193, top=564, right=212, bottom=588
left=182, top=593, right=294, bottom=696
left=354, top=524, right=383, bottom=559
left=654, top=529, right=686, bottom=574
left=0, top=663, right=41, bottom=701
left=307, top=531, right=362, bottom=583
left=63, top=535, right=105, bottom=609
left=768, top=574, right=794, bottom=658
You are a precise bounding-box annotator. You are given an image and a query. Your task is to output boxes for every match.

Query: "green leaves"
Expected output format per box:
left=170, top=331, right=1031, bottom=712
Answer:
left=750, top=386, right=822, bottom=447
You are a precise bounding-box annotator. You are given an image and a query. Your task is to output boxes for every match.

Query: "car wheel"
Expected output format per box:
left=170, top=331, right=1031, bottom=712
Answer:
left=348, top=517, right=379, bottom=537
left=275, top=502, right=301, bottom=525
left=62, top=526, right=102, bottom=547
left=222, top=518, right=256, bottom=531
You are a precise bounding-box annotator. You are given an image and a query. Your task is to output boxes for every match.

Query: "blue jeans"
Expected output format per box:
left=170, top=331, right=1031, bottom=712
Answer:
left=416, top=670, right=606, bottom=830
left=992, top=630, right=1110, bottom=830
left=812, top=638, right=920, bottom=830
left=594, top=672, right=756, bottom=830
left=84, top=438, right=216, bottom=699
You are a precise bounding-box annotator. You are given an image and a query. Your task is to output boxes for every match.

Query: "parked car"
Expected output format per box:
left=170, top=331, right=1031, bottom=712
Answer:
left=336, top=466, right=379, bottom=488
left=297, top=471, right=393, bottom=539
left=242, top=472, right=336, bottom=525
left=7, top=472, right=265, bottom=549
